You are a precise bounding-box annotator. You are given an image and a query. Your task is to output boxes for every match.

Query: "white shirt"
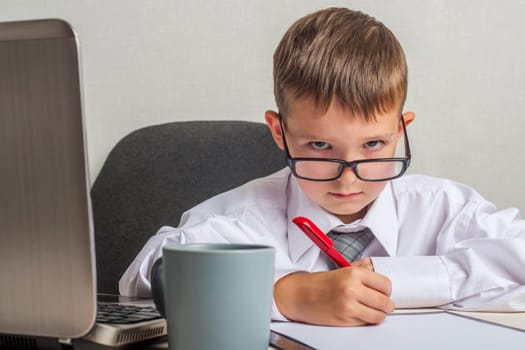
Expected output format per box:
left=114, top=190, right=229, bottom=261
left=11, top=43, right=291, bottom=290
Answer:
left=119, top=168, right=525, bottom=320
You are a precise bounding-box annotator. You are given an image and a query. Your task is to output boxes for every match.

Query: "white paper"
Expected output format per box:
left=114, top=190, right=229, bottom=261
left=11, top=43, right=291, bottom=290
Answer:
left=271, top=312, right=525, bottom=350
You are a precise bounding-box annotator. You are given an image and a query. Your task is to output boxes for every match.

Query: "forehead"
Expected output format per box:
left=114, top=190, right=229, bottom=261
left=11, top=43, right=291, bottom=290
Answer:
left=281, top=87, right=403, bottom=122
left=284, top=96, right=399, bottom=135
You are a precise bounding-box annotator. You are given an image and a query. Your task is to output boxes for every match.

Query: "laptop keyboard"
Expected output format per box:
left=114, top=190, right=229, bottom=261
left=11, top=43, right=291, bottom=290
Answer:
left=96, top=302, right=163, bottom=324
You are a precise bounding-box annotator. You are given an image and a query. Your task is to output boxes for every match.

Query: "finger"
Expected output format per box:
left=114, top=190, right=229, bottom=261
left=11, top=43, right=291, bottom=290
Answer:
left=341, top=298, right=390, bottom=325
left=356, top=285, right=395, bottom=314
left=360, top=270, right=392, bottom=296
left=355, top=301, right=390, bottom=324
left=353, top=257, right=372, bottom=268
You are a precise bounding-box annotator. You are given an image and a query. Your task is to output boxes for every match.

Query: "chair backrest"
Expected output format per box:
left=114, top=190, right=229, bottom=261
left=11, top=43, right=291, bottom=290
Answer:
left=91, top=120, right=285, bottom=294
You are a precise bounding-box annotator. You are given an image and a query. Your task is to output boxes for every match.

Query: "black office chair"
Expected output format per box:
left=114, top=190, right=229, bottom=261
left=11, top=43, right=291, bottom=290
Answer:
left=90, top=120, right=285, bottom=294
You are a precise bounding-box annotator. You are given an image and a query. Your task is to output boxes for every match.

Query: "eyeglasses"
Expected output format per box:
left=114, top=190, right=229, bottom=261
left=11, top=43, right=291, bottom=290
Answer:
left=279, top=114, right=411, bottom=182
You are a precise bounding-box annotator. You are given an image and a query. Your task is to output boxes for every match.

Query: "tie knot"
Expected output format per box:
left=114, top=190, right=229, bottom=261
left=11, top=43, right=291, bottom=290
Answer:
left=327, top=228, right=374, bottom=262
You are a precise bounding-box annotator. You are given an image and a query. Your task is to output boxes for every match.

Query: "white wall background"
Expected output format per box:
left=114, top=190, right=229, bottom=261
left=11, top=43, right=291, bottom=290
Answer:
left=2, top=0, right=524, bottom=213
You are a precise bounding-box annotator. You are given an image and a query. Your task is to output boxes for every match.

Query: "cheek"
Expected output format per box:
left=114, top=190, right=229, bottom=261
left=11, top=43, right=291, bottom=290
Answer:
left=379, top=143, right=398, bottom=158
left=362, top=181, right=389, bottom=196
left=296, top=179, right=327, bottom=200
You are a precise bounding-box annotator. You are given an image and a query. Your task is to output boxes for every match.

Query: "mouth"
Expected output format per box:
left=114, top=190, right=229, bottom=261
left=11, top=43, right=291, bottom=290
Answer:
left=329, top=191, right=363, bottom=200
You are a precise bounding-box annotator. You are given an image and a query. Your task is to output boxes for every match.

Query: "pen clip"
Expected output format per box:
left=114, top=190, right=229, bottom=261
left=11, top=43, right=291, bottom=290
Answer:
left=292, top=216, right=333, bottom=252
left=292, top=216, right=351, bottom=267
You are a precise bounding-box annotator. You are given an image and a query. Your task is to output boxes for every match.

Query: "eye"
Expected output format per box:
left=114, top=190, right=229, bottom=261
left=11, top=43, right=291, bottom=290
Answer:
left=309, top=141, right=331, bottom=150
left=364, top=140, right=384, bottom=150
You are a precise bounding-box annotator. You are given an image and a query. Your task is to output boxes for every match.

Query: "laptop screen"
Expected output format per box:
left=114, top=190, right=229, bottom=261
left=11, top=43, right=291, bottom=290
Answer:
left=0, top=19, right=96, bottom=339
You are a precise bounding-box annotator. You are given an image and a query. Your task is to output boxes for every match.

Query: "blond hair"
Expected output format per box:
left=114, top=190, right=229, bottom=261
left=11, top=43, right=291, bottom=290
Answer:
left=273, top=7, right=407, bottom=120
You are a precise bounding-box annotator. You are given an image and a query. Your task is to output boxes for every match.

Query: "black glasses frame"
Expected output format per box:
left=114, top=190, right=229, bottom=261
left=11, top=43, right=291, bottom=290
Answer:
left=278, top=113, right=412, bottom=182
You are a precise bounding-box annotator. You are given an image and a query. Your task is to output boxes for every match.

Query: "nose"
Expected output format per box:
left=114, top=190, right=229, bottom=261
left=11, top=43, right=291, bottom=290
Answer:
left=337, top=164, right=359, bottom=184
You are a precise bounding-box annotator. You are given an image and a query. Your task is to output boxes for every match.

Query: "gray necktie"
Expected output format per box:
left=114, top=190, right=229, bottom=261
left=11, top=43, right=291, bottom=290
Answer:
left=327, top=228, right=374, bottom=262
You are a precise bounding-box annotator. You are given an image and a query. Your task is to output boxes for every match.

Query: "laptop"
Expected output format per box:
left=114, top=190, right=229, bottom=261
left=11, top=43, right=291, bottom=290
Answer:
left=0, top=18, right=166, bottom=348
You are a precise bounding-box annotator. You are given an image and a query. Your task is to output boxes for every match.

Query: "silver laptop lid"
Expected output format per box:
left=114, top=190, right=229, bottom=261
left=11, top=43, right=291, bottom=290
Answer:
left=0, top=19, right=96, bottom=339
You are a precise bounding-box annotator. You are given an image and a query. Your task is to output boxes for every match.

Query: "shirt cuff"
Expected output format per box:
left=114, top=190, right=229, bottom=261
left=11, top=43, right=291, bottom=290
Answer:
left=372, top=255, right=453, bottom=308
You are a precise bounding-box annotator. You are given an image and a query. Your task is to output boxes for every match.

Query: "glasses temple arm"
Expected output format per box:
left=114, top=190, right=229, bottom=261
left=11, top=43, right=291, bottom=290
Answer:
left=401, top=115, right=411, bottom=161
left=278, top=113, right=293, bottom=159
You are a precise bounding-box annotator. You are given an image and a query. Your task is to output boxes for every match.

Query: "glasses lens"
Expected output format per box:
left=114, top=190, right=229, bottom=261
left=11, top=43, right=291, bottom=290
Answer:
left=293, top=160, right=341, bottom=180
left=356, top=160, right=406, bottom=181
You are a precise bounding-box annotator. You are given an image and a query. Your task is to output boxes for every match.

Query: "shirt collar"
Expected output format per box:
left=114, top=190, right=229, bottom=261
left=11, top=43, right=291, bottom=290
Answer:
left=360, top=181, right=398, bottom=256
left=286, top=174, right=398, bottom=263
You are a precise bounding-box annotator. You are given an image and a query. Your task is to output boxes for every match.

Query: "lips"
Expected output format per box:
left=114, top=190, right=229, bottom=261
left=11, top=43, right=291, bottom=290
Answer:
left=329, top=191, right=363, bottom=199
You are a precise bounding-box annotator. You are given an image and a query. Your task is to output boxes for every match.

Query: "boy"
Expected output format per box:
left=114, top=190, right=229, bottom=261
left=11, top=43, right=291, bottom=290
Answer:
left=120, top=8, right=525, bottom=326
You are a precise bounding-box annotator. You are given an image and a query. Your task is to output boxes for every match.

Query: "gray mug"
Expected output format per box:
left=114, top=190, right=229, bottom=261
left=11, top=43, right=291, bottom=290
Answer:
left=151, top=243, right=275, bottom=350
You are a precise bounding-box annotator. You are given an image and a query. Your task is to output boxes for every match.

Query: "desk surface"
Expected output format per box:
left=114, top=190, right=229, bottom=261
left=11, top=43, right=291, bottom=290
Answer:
left=140, top=310, right=525, bottom=350
left=449, top=310, right=525, bottom=331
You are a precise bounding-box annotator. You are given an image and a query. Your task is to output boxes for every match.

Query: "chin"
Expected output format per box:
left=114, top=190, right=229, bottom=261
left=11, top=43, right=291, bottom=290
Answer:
left=325, top=205, right=368, bottom=222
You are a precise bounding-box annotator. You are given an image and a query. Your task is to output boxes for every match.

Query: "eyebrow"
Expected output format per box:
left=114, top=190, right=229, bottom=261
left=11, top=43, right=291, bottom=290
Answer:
left=294, top=131, right=397, bottom=143
left=286, top=120, right=399, bottom=142
left=363, top=132, right=397, bottom=141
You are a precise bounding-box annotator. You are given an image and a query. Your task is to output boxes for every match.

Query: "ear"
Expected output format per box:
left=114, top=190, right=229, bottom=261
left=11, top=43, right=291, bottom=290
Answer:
left=402, top=111, right=415, bottom=126
left=265, top=110, right=285, bottom=150
left=399, top=111, right=415, bottom=133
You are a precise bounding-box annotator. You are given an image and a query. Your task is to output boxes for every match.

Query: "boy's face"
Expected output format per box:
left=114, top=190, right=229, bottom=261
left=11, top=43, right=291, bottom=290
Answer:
left=266, top=97, right=415, bottom=224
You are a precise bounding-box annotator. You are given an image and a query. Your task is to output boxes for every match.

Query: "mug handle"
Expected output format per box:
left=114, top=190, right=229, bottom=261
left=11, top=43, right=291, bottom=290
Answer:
left=150, top=257, right=166, bottom=317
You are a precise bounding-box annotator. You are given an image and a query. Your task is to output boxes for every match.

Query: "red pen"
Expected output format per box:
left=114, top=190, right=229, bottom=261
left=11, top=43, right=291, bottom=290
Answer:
left=292, top=216, right=351, bottom=268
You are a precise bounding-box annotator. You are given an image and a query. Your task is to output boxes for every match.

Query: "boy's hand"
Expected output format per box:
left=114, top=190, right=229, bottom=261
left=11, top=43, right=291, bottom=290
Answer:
left=274, top=266, right=394, bottom=326
left=352, top=257, right=374, bottom=271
